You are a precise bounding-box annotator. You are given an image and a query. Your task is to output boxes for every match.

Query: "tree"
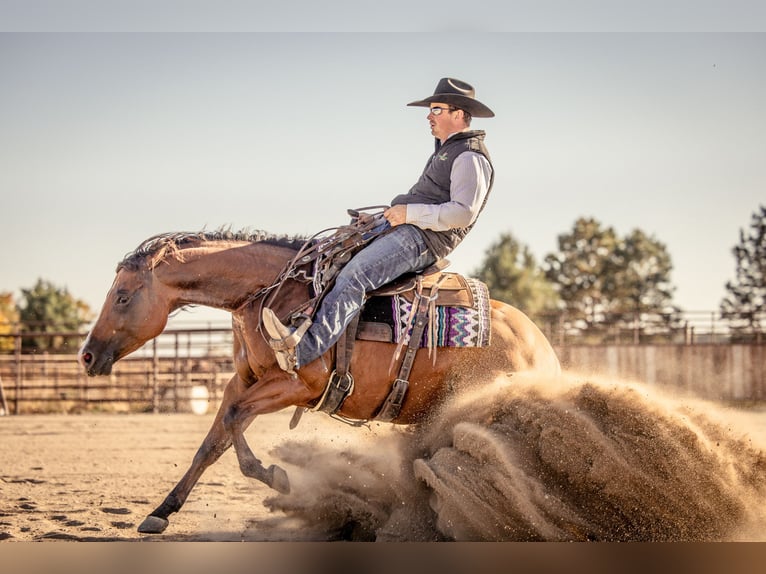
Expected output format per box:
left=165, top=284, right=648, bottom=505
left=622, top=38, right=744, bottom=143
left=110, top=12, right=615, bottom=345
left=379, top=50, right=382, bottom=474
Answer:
left=544, top=217, right=679, bottom=339
left=721, top=205, right=766, bottom=336
left=543, top=217, right=621, bottom=331
left=0, top=292, right=19, bottom=353
left=17, top=279, right=93, bottom=353
left=471, top=232, right=560, bottom=325
left=610, top=229, right=679, bottom=328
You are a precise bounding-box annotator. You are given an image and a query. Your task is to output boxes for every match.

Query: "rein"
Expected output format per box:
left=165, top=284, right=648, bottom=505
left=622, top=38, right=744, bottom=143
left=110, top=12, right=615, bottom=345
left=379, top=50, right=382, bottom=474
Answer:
left=257, top=206, right=391, bottom=323
left=240, top=206, right=428, bottom=426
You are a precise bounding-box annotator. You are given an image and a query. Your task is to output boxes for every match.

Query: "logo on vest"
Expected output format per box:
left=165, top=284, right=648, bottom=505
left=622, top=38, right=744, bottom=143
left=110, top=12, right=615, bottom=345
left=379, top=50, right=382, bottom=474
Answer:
left=435, top=152, right=449, bottom=161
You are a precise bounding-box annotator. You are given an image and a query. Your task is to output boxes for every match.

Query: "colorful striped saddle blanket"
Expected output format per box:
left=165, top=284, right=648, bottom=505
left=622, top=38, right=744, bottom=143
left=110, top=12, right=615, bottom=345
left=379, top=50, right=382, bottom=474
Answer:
left=357, top=272, right=491, bottom=348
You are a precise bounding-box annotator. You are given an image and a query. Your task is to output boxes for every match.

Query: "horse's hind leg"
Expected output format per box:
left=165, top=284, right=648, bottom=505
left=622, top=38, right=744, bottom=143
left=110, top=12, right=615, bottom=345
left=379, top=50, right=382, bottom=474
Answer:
left=223, top=405, right=290, bottom=494
left=222, top=372, right=323, bottom=494
left=137, top=377, right=238, bottom=534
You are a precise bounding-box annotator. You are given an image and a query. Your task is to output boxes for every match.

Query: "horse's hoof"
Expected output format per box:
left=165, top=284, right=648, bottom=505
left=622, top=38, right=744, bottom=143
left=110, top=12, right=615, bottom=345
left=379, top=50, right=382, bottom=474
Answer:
left=137, top=515, right=169, bottom=534
left=268, top=464, right=290, bottom=494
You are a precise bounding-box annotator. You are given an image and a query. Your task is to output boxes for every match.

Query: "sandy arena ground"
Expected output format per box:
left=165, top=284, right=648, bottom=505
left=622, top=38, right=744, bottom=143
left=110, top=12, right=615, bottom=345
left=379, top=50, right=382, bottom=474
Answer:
left=0, top=409, right=386, bottom=542
left=2, top=376, right=766, bottom=544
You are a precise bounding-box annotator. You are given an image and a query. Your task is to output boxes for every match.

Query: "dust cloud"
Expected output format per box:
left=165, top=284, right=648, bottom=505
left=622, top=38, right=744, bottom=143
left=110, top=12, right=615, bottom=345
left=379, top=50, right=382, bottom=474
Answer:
left=258, top=372, right=766, bottom=541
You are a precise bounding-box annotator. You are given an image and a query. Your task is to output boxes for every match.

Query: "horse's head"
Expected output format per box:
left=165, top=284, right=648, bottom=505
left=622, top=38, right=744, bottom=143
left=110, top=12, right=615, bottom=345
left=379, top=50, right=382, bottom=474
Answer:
left=78, top=229, right=306, bottom=376
left=78, top=266, right=173, bottom=376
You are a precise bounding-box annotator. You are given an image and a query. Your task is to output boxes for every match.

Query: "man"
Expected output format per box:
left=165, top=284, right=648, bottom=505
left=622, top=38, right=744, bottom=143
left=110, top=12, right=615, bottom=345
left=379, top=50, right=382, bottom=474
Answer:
left=263, top=77, right=495, bottom=373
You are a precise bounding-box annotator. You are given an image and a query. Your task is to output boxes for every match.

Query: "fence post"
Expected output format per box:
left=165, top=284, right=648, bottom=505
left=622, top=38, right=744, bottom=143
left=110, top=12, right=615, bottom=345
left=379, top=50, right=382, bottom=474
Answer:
left=558, top=315, right=565, bottom=347
left=185, top=333, right=192, bottom=407
left=152, top=338, right=159, bottom=413
left=173, top=332, right=180, bottom=413
left=0, top=375, right=8, bottom=416
left=14, top=331, right=21, bottom=414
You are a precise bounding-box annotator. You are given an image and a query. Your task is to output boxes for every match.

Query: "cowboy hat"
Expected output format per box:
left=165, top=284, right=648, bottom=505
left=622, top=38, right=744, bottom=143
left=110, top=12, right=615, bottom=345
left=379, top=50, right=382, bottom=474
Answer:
left=407, top=77, right=494, bottom=118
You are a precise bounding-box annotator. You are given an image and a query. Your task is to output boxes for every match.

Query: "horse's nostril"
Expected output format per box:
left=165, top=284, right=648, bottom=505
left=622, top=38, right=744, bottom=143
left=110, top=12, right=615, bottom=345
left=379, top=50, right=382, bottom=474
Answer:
left=82, top=351, right=93, bottom=365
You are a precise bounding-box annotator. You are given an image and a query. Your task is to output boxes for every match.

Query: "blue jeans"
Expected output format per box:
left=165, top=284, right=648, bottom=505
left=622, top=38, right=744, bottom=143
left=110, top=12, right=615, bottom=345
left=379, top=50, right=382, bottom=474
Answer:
left=295, top=224, right=437, bottom=368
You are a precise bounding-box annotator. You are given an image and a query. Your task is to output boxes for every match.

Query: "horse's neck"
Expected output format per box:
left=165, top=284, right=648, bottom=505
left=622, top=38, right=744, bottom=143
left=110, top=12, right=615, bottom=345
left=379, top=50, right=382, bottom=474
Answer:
left=159, top=242, right=295, bottom=311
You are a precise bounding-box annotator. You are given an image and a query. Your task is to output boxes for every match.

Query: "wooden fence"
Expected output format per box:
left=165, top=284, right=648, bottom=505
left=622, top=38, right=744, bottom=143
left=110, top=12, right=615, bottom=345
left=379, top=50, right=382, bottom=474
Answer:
left=557, top=344, right=766, bottom=403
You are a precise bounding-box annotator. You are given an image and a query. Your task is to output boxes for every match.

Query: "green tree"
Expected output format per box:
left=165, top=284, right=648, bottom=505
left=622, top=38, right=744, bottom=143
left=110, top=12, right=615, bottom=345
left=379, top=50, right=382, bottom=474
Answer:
left=543, top=217, right=620, bottom=331
left=721, top=205, right=766, bottom=337
left=0, top=292, right=19, bottom=353
left=544, top=217, right=678, bottom=339
left=471, top=232, right=560, bottom=325
left=17, top=279, right=93, bottom=353
left=610, top=229, right=679, bottom=330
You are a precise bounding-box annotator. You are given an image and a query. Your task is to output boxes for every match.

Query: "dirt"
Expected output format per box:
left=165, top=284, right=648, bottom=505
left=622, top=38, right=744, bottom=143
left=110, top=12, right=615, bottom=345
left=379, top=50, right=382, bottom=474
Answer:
left=2, top=372, right=766, bottom=542
left=0, top=409, right=373, bottom=541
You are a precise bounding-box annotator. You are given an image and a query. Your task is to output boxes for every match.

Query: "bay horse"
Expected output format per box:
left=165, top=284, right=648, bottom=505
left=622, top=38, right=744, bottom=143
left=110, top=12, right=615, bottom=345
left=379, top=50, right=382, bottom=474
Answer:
left=77, top=229, right=561, bottom=534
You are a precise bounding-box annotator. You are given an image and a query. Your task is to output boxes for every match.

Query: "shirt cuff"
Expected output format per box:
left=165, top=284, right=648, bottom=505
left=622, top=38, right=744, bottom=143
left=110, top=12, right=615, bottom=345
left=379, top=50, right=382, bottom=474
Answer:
left=405, top=203, right=439, bottom=228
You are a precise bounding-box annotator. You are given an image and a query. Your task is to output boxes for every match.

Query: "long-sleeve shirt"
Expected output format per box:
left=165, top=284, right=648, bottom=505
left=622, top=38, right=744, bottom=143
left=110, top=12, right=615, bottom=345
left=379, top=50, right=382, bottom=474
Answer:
left=404, top=151, right=493, bottom=231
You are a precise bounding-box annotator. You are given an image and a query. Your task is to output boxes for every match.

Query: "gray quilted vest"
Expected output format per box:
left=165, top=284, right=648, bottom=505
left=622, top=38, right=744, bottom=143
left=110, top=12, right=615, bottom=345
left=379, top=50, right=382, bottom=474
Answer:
left=390, top=130, right=494, bottom=258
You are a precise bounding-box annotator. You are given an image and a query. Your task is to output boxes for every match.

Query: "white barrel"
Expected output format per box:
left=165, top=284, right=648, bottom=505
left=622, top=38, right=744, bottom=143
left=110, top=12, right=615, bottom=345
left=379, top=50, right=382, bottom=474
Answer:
left=189, top=385, right=210, bottom=415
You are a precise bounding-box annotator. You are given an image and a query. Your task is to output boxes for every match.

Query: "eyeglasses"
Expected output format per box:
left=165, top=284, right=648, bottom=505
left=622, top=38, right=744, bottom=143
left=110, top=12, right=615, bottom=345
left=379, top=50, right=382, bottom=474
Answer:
left=429, top=106, right=456, bottom=116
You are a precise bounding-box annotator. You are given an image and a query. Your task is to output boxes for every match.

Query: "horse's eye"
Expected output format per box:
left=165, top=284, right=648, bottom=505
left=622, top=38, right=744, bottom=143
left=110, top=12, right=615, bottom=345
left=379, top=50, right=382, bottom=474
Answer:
left=116, top=294, right=131, bottom=305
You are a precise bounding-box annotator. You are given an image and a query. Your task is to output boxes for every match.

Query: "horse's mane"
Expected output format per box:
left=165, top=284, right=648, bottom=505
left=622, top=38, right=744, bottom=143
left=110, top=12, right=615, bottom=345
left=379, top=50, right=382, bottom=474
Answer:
left=117, top=228, right=309, bottom=272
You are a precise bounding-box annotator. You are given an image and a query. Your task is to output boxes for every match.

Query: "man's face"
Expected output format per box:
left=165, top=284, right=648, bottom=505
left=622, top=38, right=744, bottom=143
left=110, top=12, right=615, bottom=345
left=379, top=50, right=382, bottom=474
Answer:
left=427, top=102, right=465, bottom=141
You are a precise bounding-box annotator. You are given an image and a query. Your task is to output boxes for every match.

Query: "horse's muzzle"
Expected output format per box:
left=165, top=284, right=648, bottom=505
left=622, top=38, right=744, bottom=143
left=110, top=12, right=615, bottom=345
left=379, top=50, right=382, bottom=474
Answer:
left=78, top=342, right=114, bottom=376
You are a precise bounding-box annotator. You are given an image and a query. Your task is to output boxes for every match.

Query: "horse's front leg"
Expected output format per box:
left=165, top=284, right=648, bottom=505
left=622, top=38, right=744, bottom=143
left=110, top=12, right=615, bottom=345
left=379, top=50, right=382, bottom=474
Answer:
left=223, top=372, right=317, bottom=495
left=137, top=375, right=240, bottom=534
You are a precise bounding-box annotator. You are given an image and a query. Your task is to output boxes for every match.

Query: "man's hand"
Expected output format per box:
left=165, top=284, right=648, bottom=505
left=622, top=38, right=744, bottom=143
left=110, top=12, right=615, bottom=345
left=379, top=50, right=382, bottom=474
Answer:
left=383, top=205, right=407, bottom=226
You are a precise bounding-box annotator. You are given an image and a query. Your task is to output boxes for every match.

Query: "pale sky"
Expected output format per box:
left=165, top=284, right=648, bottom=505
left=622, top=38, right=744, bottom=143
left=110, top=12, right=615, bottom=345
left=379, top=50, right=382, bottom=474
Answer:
left=1, top=20, right=764, bottom=327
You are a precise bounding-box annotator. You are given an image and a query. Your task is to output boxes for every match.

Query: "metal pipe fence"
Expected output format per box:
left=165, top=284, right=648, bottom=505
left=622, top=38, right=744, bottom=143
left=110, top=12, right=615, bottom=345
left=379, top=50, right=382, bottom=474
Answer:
left=0, top=327, right=234, bottom=415
left=0, top=312, right=764, bottom=414
left=538, top=310, right=765, bottom=346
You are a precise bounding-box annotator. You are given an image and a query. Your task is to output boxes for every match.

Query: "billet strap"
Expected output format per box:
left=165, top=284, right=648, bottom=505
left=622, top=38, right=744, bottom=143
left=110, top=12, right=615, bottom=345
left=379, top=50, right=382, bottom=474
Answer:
left=335, top=313, right=361, bottom=378
left=393, top=283, right=432, bottom=381
left=311, top=313, right=361, bottom=416
left=289, top=407, right=306, bottom=430
left=313, top=370, right=354, bottom=415
left=374, top=379, right=409, bottom=423
left=389, top=274, right=448, bottom=378
left=375, top=275, right=447, bottom=422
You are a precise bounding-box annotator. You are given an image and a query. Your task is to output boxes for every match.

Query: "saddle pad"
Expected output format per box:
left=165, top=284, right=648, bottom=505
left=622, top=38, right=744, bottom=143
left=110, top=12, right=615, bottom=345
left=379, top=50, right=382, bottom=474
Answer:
left=358, top=277, right=491, bottom=348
